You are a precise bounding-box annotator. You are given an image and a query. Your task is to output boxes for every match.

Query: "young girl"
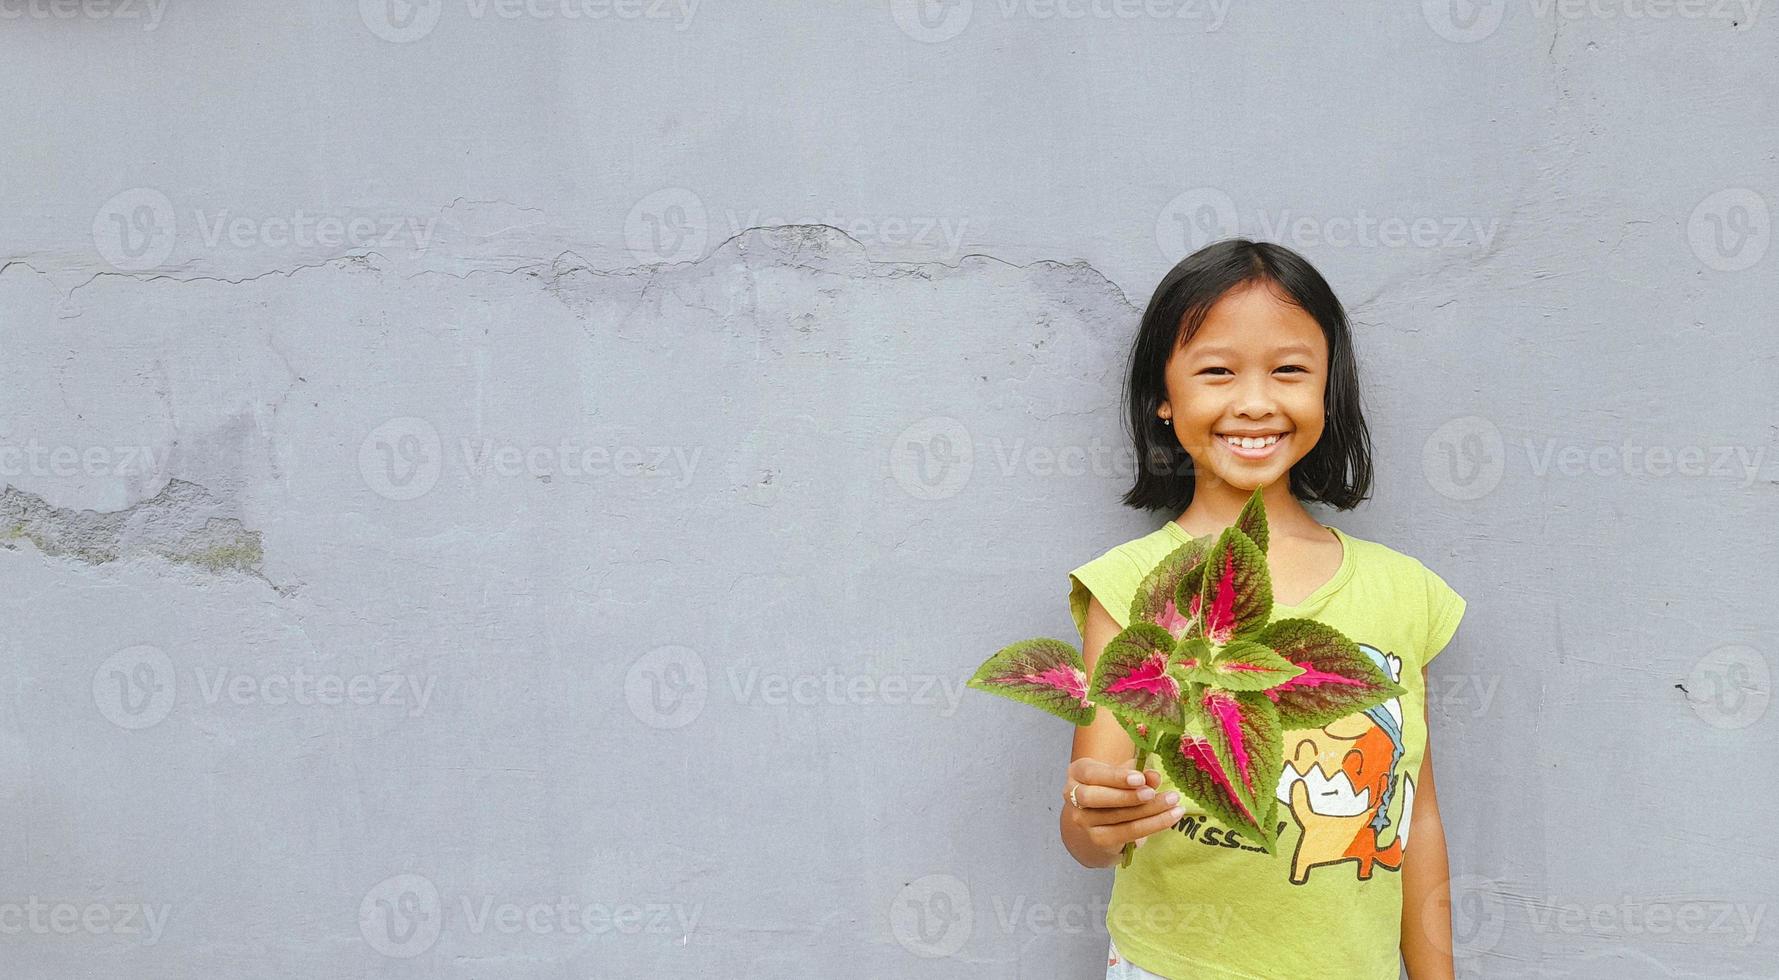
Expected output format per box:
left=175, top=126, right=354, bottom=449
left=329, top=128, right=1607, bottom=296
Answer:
left=1060, top=240, right=1466, bottom=979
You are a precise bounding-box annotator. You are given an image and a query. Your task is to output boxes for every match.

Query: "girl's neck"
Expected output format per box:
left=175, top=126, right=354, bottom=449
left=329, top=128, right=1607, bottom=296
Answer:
left=1173, top=481, right=1323, bottom=540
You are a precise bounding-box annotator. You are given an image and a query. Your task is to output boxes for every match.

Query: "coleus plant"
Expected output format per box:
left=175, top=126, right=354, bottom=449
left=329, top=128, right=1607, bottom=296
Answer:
left=968, top=486, right=1405, bottom=866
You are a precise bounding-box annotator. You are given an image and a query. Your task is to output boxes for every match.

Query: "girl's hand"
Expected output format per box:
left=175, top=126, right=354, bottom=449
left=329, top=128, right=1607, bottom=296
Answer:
left=1063, top=756, right=1185, bottom=862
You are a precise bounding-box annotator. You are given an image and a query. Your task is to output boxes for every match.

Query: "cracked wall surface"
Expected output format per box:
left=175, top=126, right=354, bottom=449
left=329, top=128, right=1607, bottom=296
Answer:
left=1, top=6, right=1776, bottom=979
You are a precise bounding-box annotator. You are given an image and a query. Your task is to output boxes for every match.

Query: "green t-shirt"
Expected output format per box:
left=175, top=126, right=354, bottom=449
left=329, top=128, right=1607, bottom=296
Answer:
left=1068, top=519, right=1466, bottom=980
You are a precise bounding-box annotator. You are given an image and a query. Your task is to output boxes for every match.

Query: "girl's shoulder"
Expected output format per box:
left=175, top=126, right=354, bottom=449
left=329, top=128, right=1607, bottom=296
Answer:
left=1331, top=526, right=1469, bottom=664
left=1065, top=524, right=1181, bottom=640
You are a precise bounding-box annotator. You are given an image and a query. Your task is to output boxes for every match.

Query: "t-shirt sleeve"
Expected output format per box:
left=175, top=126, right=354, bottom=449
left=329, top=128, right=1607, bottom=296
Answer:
left=1423, top=565, right=1467, bottom=666
left=1068, top=547, right=1144, bottom=642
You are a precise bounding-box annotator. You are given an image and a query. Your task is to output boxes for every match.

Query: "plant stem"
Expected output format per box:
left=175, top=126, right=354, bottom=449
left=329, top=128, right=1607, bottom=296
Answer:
left=1119, top=729, right=1167, bottom=869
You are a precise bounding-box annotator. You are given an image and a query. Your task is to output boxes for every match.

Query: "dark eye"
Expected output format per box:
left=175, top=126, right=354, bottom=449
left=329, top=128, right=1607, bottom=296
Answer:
left=1198, top=367, right=1232, bottom=376
left=1276, top=364, right=1309, bottom=374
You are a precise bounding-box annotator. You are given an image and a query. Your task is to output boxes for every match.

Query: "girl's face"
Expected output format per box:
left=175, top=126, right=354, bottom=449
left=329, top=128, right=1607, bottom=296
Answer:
left=1159, top=282, right=1330, bottom=493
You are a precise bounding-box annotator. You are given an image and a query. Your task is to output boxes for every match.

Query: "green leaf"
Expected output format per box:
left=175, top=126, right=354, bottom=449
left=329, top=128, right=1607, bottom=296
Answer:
left=1235, top=485, right=1270, bottom=554
left=1197, top=526, right=1273, bottom=645
left=1187, top=685, right=1284, bottom=852
left=1256, top=618, right=1407, bottom=729
left=1183, top=639, right=1304, bottom=692
left=1154, top=728, right=1278, bottom=854
left=1172, top=560, right=1207, bottom=641
left=1087, top=624, right=1186, bottom=731
left=1129, top=538, right=1208, bottom=639
left=968, top=638, right=1096, bottom=726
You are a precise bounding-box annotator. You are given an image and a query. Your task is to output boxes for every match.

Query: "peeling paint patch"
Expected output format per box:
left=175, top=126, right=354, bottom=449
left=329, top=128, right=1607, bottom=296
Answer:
left=0, top=478, right=265, bottom=578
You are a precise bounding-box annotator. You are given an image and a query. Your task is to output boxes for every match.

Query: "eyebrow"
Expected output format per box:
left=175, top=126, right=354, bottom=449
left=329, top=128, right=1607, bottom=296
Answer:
left=1189, top=344, right=1315, bottom=358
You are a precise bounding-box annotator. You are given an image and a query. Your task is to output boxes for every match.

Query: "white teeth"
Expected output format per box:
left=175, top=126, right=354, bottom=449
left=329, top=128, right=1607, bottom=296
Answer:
left=1222, top=434, right=1282, bottom=450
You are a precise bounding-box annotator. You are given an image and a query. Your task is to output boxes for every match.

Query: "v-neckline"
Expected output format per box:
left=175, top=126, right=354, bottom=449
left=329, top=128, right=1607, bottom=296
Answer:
left=1163, top=520, right=1354, bottom=612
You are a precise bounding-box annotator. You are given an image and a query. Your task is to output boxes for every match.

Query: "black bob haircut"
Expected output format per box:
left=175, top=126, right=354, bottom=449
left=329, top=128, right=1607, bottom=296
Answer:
left=1120, top=238, right=1373, bottom=514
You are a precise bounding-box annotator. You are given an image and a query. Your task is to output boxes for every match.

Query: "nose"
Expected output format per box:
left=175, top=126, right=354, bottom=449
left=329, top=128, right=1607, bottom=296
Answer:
left=1232, top=374, right=1278, bottom=420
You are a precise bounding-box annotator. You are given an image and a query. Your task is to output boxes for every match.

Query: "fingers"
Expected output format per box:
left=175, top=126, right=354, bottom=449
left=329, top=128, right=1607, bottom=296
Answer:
left=1083, top=799, right=1188, bottom=850
left=1068, top=782, right=1157, bottom=809
left=1069, top=757, right=1148, bottom=790
left=1125, top=802, right=1188, bottom=840
left=1077, top=791, right=1183, bottom=828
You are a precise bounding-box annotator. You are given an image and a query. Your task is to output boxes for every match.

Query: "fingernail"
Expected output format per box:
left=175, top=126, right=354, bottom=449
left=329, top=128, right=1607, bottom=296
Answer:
left=1164, top=792, right=1180, bottom=805
left=1137, top=787, right=1156, bottom=801
left=1169, top=806, right=1185, bottom=819
left=1125, top=772, right=1144, bottom=786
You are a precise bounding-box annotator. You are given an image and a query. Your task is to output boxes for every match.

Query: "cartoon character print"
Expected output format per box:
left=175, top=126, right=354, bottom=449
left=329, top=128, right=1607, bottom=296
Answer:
left=1273, top=644, right=1415, bottom=885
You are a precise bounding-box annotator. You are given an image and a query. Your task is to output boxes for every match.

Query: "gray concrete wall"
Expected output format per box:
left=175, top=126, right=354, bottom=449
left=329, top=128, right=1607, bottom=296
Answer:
left=0, top=2, right=1773, bottom=977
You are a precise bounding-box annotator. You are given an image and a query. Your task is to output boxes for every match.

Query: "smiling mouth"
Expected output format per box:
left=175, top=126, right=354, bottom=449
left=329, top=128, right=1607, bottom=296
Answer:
left=1216, top=432, right=1289, bottom=459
